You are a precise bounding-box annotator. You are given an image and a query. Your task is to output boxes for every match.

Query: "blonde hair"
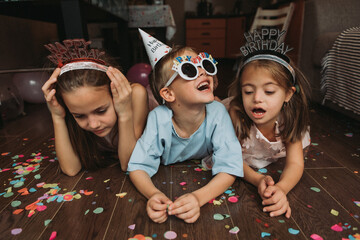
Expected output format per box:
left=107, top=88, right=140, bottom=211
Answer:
left=149, top=46, right=196, bottom=105
left=229, top=59, right=311, bottom=143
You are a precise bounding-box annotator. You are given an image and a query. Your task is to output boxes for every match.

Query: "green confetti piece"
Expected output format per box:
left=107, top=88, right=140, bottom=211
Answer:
left=4, top=192, right=14, bottom=198
left=93, top=207, right=103, bottom=214
left=34, top=174, right=41, bottom=179
left=213, top=213, right=224, bottom=220
left=11, top=200, right=21, bottom=208
left=13, top=181, right=24, bottom=188
left=44, top=219, right=51, bottom=226
left=85, top=209, right=89, bottom=215
left=310, top=187, right=321, bottom=192
left=278, top=220, right=285, bottom=223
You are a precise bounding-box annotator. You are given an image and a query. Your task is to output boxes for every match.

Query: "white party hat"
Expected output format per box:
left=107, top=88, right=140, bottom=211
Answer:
left=138, top=28, right=172, bottom=68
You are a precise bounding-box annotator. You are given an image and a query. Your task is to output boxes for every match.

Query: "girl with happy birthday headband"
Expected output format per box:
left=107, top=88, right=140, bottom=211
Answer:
left=228, top=31, right=311, bottom=218
left=42, top=39, right=149, bottom=176
left=127, top=29, right=243, bottom=224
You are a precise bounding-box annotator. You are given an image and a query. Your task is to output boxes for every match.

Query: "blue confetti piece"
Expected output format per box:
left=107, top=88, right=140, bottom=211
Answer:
left=261, top=232, right=271, bottom=238
left=288, top=228, right=299, bottom=235
left=29, top=188, right=37, bottom=193
left=258, top=168, right=268, bottom=174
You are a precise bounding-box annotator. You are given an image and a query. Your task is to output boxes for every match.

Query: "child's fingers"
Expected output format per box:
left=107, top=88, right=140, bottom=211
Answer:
left=183, top=212, right=200, bottom=223
left=149, top=201, right=168, bottom=211
left=284, top=206, right=292, bottom=218
left=45, top=89, right=56, bottom=102
left=174, top=207, right=197, bottom=220
left=107, top=67, right=132, bottom=96
left=269, top=203, right=290, bottom=217
left=148, top=209, right=167, bottom=223
left=262, top=185, right=276, bottom=199
left=264, top=175, right=275, bottom=186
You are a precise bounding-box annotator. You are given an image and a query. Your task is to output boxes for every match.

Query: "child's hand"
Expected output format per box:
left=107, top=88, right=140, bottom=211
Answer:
left=262, top=185, right=291, bottom=218
left=41, top=68, right=65, bottom=119
left=147, top=192, right=173, bottom=223
left=168, top=193, right=200, bottom=223
left=257, top=175, right=275, bottom=199
left=106, top=67, right=132, bottom=119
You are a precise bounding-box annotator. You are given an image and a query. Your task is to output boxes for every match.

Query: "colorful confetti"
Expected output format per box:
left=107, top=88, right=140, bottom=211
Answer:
left=288, top=228, right=300, bottom=235
left=164, top=230, right=177, bottom=239
left=330, top=209, right=339, bottom=216
left=11, top=228, right=22, bottom=235
left=128, top=224, right=135, bottom=230
left=310, top=234, right=323, bottom=240
left=261, top=232, right=271, bottom=238
left=330, top=224, right=343, bottom=232
left=93, top=207, right=104, bottom=214
left=116, top=192, right=127, bottom=198
left=310, top=187, right=321, bottom=192
left=229, top=226, right=239, bottom=234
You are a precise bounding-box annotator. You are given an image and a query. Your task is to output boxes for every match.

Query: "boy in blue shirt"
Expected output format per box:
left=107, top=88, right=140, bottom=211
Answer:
left=127, top=29, right=244, bottom=223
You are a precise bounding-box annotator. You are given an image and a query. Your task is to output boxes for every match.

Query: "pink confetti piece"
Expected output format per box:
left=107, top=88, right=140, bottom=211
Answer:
left=49, top=231, right=57, bottom=240
left=128, top=224, right=135, bottom=230
left=86, top=177, right=93, bottom=180
left=310, top=234, right=323, bottom=240
left=11, top=228, right=22, bottom=235
left=36, top=205, right=47, bottom=212
left=345, top=133, right=353, bottom=137
left=179, top=182, right=187, bottom=186
left=228, top=196, right=238, bottom=203
left=229, top=226, right=240, bottom=234
left=164, top=231, right=177, bottom=240
left=331, top=224, right=343, bottom=232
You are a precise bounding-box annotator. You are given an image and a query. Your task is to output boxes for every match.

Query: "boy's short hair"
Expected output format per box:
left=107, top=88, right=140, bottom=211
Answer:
left=149, top=46, right=195, bottom=105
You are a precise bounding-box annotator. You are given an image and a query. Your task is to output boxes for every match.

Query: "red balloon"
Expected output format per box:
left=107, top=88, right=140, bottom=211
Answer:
left=126, top=63, right=151, bottom=87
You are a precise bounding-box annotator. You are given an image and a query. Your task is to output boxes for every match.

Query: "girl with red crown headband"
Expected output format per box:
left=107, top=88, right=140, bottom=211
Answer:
left=42, top=39, right=149, bottom=176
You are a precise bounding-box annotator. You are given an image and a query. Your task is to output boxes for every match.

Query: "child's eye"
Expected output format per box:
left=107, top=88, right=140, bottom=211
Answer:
left=265, top=91, right=275, bottom=95
left=243, top=90, right=253, bottom=95
left=74, top=114, right=84, bottom=119
left=96, top=108, right=107, bottom=114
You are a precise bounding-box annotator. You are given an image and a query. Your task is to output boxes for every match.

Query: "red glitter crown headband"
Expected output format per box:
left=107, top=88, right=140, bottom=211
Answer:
left=44, top=39, right=108, bottom=75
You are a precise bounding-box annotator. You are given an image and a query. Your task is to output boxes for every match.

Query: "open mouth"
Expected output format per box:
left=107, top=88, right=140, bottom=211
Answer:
left=252, top=108, right=266, bottom=117
left=197, top=81, right=210, bottom=91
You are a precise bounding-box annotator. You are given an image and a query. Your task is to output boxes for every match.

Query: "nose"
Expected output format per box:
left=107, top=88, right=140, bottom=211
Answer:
left=88, top=115, right=101, bottom=129
left=198, top=66, right=207, bottom=77
left=253, top=90, right=264, bottom=103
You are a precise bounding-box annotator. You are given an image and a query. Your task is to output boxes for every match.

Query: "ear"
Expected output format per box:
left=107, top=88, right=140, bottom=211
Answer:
left=159, top=87, right=176, bottom=103
left=285, top=86, right=296, bottom=103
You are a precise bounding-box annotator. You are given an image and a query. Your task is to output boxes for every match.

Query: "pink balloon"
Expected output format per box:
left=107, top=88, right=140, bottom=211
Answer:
left=12, top=72, right=50, bottom=103
left=126, top=63, right=151, bottom=87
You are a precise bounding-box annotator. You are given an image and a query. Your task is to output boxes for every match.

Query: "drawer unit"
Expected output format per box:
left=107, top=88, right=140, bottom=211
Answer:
left=186, top=18, right=226, bottom=58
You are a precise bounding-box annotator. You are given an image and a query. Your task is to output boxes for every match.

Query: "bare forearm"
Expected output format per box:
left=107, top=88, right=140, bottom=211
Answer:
left=193, top=173, right=236, bottom=206
left=277, top=161, right=304, bottom=194
left=277, top=141, right=304, bottom=194
left=243, top=164, right=264, bottom=187
left=52, top=116, right=81, bottom=176
left=117, top=115, right=137, bottom=171
left=129, top=170, right=161, bottom=199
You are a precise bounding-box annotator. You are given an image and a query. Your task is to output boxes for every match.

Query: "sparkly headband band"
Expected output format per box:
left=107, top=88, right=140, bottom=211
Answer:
left=60, top=61, right=108, bottom=76
left=242, top=54, right=296, bottom=85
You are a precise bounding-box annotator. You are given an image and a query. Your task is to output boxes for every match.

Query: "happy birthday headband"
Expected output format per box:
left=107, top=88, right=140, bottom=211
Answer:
left=240, top=29, right=296, bottom=84
left=45, top=39, right=108, bottom=76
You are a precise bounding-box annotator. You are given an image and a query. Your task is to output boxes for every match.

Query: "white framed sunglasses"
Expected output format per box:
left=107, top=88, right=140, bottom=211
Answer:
left=164, top=52, right=218, bottom=87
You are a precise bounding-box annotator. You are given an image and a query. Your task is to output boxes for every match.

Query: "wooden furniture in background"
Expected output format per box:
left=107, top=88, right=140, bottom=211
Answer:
left=186, top=17, right=246, bottom=59
left=226, top=17, right=246, bottom=58
left=186, top=18, right=226, bottom=58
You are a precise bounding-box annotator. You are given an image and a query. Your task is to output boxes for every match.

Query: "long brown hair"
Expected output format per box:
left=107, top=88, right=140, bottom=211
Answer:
left=229, top=59, right=311, bottom=143
left=55, top=69, right=118, bottom=170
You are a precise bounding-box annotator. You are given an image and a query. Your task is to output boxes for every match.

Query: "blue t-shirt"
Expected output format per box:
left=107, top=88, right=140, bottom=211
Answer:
left=127, top=101, right=244, bottom=178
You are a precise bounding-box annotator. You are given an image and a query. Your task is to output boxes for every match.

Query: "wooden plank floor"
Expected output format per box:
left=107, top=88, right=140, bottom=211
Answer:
left=0, top=103, right=359, bottom=240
